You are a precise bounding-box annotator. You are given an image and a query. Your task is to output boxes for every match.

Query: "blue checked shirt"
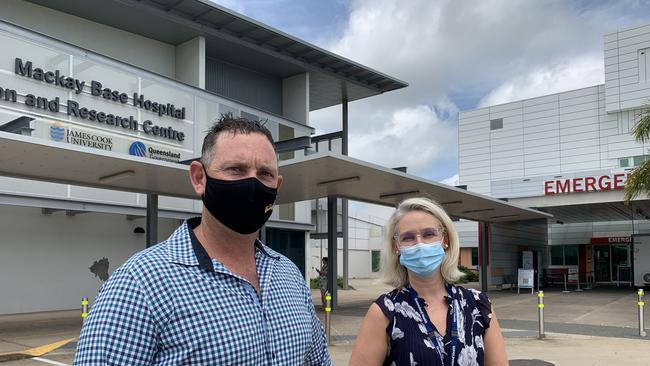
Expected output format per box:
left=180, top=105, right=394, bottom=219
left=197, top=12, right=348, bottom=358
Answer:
left=74, top=217, right=331, bottom=365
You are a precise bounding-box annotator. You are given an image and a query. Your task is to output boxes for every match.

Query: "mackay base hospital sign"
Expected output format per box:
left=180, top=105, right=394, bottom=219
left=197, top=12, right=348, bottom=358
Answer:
left=6, top=58, right=186, bottom=142
left=0, top=56, right=189, bottom=162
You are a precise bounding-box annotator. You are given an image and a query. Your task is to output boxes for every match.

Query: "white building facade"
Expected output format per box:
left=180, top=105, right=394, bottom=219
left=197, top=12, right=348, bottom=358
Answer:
left=0, top=0, right=407, bottom=314
left=458, top=23, right=650, bottom=287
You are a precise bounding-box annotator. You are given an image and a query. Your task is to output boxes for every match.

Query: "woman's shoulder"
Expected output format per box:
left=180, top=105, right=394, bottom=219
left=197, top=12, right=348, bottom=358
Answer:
left=375, top=287, right=409, bottom=302
left=449, top=283, right=488, bottom=299
left=448, top=283, right=493, bottom=326
left=374, top=287, right=410, bottom=315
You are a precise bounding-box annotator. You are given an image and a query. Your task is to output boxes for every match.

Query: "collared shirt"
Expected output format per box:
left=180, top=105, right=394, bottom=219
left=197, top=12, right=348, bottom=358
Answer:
left=74, top=217, right=331, bottom=365
left=375, top=284, right=492, bottom=366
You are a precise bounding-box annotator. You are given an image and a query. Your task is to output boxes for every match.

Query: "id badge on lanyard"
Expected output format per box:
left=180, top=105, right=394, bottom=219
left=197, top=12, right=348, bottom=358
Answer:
left=408, top=285, right=458, bottom=366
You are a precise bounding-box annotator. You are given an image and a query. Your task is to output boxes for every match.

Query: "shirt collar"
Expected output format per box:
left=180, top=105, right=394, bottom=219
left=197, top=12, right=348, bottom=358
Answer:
left=169, top=217, right=280, bottom=272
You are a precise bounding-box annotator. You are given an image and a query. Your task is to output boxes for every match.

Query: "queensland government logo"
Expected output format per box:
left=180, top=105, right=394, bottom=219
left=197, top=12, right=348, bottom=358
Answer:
left=129, top=141, right=147, bottom=157
left=129, top=141, right=181, bottom=163
left=50, top=122, right=65, bottom=142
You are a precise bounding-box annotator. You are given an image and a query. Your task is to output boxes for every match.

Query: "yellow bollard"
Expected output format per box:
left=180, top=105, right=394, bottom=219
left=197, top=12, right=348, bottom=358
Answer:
left=81, top=297, right=89, bottom=320
left=325, top=292, right=332, bottom=344
left=638, top=289, right=646, bottom=337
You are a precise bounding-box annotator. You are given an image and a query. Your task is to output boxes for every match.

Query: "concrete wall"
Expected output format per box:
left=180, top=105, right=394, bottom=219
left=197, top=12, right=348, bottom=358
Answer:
left=605, top=23, right=650, bottom=113
left=0, top=0, right=176, bottom=77
left=0, top=205, right=179, bottom=314
left=205, top=57, right=283, bottom=115
left=282, top=73, right=310, bottom=124
left=459, top=85, right=649, bottom=197
left=175, top=36, right=205, bottom=89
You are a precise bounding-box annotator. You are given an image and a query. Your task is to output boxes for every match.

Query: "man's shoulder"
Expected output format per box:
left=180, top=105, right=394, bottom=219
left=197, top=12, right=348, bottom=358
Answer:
left=259, top=244, right=303, bottom=278
left=118, top=240, right=171, bottom=277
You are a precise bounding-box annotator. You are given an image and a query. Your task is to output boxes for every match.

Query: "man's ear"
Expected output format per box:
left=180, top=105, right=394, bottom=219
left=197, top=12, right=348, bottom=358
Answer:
left=189, top=161, right=206, bottom=196
left=276, top=175, right=284, bottom=190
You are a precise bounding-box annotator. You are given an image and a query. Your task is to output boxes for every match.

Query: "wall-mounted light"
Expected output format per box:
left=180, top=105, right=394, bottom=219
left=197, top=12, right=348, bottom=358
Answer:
left=133, top=227, right=145, bottom=234
left=379, top=190, right=419, bottom=200
left=316, top=176, right=360, bottom=186
left=98, top=170, right=135, bottom=184
left=462, top=208, right=495, bottom=214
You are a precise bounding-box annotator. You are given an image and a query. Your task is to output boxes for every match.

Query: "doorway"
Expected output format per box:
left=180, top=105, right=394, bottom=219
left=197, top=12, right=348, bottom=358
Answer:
left=593, top=244, right=631, bottom=283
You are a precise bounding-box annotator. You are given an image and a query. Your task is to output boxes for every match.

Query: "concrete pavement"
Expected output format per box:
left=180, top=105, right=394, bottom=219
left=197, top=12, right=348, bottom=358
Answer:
left=0, top=278, right=647, bottom=365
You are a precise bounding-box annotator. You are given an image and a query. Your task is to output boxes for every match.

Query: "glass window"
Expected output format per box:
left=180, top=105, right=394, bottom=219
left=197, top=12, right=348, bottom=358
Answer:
left=471, top=247, right=479, bottom=266
left=371, top=250, right=381, bottom=272
left=564, top=245, right=579, bottom=265
left=490, top=118, right=503, bottom=130
left=633, top=155, right=646, bottom=166
left=619, top=158, right=630, bottom=168
left=550, top=246, right=564, bottom=265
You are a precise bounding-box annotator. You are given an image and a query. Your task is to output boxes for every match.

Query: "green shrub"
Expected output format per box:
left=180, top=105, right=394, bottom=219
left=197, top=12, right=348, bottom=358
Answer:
left=457, top=266, right=479, bottom=283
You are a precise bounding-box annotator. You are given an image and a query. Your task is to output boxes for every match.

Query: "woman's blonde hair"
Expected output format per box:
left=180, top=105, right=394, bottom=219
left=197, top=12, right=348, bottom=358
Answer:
left=382, top=197, right=464, bottom=288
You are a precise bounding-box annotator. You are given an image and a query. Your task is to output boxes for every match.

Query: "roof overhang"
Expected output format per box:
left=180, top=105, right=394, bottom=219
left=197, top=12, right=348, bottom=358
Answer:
left=0, top=133, right=551, bottom=223
left=24, top=0, right=408, bottom=111
left=0, top=132, right=197, bottom=199
left=277, top=153, right=552, bottom=223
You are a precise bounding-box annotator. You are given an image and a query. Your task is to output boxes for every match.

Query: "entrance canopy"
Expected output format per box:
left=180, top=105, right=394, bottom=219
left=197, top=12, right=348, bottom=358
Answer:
left=0, top=133, right=551, bottom=222
left=510, top=192, right=650, bottom=224
left=278, top=153, right=550, bottom=222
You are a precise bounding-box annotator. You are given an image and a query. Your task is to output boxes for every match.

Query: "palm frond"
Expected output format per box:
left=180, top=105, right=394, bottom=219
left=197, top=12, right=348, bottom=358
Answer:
left=633, top=107, right=650, bottom=143
left=624, top=159, right=650, bottom=204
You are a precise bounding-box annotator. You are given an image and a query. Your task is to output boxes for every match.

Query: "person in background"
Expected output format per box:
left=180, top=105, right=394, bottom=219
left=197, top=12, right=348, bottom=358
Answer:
left=314, top=257, right=329, bottom=308
left=349, top=197, right=508, bottom=366
left=74, top=115, right=331, bottom=365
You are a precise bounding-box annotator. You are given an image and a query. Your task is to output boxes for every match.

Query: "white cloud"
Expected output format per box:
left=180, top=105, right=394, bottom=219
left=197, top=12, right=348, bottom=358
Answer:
left=308, top=0, right=650, bottom=181
left=348, top=101, right=458, bottom=174
left=478, top=54, right=605, bottom=107
left=440, top=174, right=459, bottom=187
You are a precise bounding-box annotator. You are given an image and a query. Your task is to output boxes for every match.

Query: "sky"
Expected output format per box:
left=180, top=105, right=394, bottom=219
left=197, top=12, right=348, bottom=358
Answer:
left=212, top=0, right=650, bottom=218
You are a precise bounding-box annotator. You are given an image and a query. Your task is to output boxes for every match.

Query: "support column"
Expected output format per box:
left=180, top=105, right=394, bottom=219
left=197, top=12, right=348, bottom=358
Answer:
left=146, top=194, right=158, bottom=248
left=479, top=221, right=489, bottom=292
left=327, top=196, right=338, bottom=308
left=342, top=98, right=350, bottom=290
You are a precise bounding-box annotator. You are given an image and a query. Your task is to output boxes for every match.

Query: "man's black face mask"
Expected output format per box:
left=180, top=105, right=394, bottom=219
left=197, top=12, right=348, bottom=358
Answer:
left=201, top=165, right=278, bottom=235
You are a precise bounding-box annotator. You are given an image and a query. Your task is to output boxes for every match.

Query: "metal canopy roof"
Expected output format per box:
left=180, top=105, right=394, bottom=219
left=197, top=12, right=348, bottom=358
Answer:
left=0, top=133, right=550, bottom=223
left=277, top=153, right=551, bottom=222
left=537, top=201, right=650, bottom=224
left=25, top=0, right=408, bottom=111
left=510, top=191, right=650, bottom=224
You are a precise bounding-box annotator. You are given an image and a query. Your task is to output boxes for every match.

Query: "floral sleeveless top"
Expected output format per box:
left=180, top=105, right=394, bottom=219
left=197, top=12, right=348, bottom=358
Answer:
left=375, top=284, right=492, bottom=366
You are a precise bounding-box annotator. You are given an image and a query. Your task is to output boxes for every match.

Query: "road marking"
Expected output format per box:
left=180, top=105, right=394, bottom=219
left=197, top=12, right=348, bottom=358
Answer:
left=32, top=357, right=71, bottom=366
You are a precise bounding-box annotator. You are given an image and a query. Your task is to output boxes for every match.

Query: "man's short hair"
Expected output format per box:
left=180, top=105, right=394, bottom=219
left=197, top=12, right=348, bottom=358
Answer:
left=201, top=113, right=275, bottom=167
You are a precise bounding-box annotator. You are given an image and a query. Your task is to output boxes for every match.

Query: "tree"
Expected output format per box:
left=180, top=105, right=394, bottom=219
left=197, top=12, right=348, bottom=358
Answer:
left=624, top=105, right=650, bottom=205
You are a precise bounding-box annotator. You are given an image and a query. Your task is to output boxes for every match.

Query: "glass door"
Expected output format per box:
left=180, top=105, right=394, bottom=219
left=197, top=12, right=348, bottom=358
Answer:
left=594, top=245, right=610, bottom=282
left=611, top=244, right=631, bottom=284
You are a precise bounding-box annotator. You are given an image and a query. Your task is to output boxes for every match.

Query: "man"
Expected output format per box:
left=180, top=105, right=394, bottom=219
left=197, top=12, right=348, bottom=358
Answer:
left=74, top=116, right=332, bottom=365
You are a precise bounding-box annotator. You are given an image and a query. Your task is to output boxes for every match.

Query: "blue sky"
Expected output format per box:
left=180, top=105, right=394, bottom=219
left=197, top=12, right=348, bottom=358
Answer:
left=214, top=0, right=650, bottom=186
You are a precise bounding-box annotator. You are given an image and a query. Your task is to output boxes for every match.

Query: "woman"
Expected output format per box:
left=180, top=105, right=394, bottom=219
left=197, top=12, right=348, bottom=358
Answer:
left=349, top=197, right=507, bottom=366
left=315, top=257, right=329, bottom=308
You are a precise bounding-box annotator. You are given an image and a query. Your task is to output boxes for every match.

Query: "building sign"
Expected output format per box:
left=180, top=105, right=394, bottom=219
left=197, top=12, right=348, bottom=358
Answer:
left=543, top=173, right=628, bottom=195
left=128, top=141, right=181, bottom=163
left=590, top=236, right=632, bottom=244
left=50, top=122, right=113, bottom=151
left=1, top=58, right=186, bottom=142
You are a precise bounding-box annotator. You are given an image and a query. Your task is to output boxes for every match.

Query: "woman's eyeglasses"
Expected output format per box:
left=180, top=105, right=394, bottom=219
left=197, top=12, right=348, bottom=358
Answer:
left=393, top=227, right=445, bottom=246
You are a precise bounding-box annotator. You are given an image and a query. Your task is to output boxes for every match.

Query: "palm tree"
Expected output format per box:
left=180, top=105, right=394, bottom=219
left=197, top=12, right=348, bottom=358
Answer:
left=624, top=105, right=650, bottom=204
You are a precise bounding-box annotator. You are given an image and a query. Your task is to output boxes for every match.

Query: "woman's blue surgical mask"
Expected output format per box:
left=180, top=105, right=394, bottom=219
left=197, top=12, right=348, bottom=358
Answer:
left=399, top=242, right=446, bottom=278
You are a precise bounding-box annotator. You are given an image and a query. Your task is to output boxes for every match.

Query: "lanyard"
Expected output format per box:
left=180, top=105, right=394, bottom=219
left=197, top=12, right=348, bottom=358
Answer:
left=407, top=285, right=458, bottom=366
